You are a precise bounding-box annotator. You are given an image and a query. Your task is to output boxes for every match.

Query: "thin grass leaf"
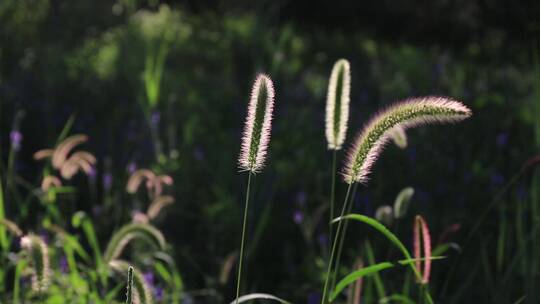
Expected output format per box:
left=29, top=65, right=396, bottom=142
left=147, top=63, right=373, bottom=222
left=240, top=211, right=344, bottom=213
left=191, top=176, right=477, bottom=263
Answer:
left=230, top=293, right=292, bottom=304
left=330, top=262, right=395, bottom=301
left=342, top=97, right=471, bottom=184
left=365, top=240, right=386, bottom=298
left=379, top=294, right=416, bottom=304
left=0, top=179, right=7, bottom=249
left=103, top=223, right=166, bottom=263
left=333, top=214, right=412, bottom=261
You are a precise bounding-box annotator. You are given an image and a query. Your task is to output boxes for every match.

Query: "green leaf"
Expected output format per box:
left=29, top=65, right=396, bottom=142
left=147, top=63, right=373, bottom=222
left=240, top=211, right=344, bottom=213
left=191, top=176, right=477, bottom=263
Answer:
left=330, top=262, right=395, bottom=301
left=333, top=214, right=412, bottom=260
left=229, top=293, right=292, bottom=304
left=380, top=294, right=416, bottom=304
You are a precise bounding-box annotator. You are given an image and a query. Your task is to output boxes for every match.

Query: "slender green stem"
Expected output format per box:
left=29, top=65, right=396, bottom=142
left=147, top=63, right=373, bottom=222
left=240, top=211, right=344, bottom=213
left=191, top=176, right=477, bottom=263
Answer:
left=321, top=183, right=353, bottom=304
left=329, top=150, right=337, bottom=255
left=330, top=183, right=358, bottom=292
left=235, top=172, right=253, bottom=304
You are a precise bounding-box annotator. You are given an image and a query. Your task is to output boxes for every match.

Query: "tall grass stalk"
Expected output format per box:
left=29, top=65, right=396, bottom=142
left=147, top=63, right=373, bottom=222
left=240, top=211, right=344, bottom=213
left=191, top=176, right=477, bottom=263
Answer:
left=236, top=74, right=275, bottom=303
left=321, top=183, right=353, bottom=304
left=330, top=183, right=358, bottom=291
left=329, top=150, right=337, bottom=253
left=235, top=172, right=253, bottom=304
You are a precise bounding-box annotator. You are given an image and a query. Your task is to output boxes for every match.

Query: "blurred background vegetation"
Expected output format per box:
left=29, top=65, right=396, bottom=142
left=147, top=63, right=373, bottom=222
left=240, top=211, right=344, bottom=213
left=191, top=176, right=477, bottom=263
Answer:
left=1, top=0, right=540, bottom=303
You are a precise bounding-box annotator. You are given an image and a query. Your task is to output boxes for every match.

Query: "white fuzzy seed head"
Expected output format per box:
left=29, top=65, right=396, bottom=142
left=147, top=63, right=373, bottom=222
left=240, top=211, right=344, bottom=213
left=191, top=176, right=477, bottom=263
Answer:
left=325, top=59, right=351, bottom=150
left=239, top=74, right=275, bottom=173
left=343, top=96, right=472, bottom=184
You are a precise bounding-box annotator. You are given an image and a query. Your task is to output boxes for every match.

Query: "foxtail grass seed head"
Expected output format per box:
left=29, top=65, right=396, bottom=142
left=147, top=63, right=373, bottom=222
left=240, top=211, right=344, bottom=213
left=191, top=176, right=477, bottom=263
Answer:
left=394, top=187, right=414, bottom=219
left=52, top=134, right=88, bottom=169
left=375, top=205, right=393, bottom=226
left=239, top=74, right=275, bottom=173
left=20, top=234, right=50, bottom=293
left=325, top=59, right=351, bottom=150
left=389, top=125, right=407, bottom=149
left=414, top=215, right=432, bottom=284
left=343, top=96, right=472, bottom=184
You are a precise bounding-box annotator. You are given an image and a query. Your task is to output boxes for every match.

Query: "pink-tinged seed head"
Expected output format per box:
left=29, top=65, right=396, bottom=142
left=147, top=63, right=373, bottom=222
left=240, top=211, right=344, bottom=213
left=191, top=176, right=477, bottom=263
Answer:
left=238, top=74, right=275, bottom=173
left=414, top=215, right=432, bottom=284
left=342, top=96, right=472, bottom=184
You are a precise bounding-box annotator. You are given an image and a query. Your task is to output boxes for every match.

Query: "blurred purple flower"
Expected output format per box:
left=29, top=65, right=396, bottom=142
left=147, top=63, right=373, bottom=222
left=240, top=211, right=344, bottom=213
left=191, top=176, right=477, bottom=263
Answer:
left=490, top=173, right=504, bottom=186
left=496, top=132, right=509, bottom=148
left=317, top=233, right=328, bottom=249
left=60, top=255, right=69, bottom=273
left=127, top=162, right=137, bottom=174
left=92, top=205, right=103, bottom=217
left=296, top=190, right=306, bottom=206
left=151, top=111, right=161, bottom=128
left=143, top=271, right=155, bottom=286
left=193, top=146, right=205, bottom=161
left=103, top=173, right=113, bottom=190
left=38, top=230, right=49, bottom=245
left=10, top=130, right=23, bottom=151
left=293, top=210, right=304, bottom=224
left=154, top=286, right=163, bottom=301
left=88, top=166, right=97, bottom=180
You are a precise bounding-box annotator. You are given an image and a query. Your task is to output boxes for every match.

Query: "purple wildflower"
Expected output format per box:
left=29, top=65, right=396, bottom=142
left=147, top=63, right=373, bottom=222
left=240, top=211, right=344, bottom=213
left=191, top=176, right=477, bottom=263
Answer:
left=59, top=255, right=69, bottom=273
left=10, top=130, right=23, bottom=151
left=151, top=111, right=161, bottom=128
left=127, top=162, right=137, bottom=174
left=496, top=132, right=509, bottom=148
left=103, top=173, right=113, bottom=190
left=293, top=210, right=304, bottom=224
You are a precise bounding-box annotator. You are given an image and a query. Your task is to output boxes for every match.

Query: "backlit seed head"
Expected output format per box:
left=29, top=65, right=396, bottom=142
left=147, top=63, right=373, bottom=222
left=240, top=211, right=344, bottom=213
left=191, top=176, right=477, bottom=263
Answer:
left=343, top=96, right=471, bottom=184
left=239, top=74, right=275, bottom=173
left=325, top=59, right=351, bottom=150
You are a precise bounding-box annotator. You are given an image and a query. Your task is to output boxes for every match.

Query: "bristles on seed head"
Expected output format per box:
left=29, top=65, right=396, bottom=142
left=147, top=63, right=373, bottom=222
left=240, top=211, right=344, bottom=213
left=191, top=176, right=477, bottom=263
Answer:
left=239, top=74, right=275, bottom=173
left=20, top=234, right=50, bottom=293
left=325, top=59, right=351, bottom=150
left=343, top=96, right=472, bottom=184
left=414, top=215, right=432, bottom=284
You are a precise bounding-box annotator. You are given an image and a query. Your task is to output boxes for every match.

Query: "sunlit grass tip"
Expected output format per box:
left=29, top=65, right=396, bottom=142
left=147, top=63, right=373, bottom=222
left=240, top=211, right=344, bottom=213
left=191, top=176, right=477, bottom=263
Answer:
left=325, top=59, right=351, bottom=150
left=239, top=74, right=275, bottom=173
left=342, top=96, right=472, bottom=184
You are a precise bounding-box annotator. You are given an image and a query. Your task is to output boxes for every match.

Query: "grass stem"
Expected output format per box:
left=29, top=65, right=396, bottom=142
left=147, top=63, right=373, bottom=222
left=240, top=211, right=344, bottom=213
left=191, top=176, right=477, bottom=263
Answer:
left=329, top=150, right=337, bottom=255
left=321, top=183, right=353, bottom=304
left=235, top=172, right=253, bottom=304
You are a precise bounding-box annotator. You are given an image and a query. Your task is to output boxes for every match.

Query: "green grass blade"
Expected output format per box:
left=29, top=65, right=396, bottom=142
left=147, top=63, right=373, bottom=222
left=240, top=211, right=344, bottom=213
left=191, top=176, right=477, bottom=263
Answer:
left=333, top=214, right=413, bottom=261
left=380, top=294, right=416, bottom=304
left=330, top=262, right=395, bottom=301
left=0, top=178, right=7, bottom=250
left=230, top=293, right=292, bottom=304
left=364, top=240, right=386, bottom=298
